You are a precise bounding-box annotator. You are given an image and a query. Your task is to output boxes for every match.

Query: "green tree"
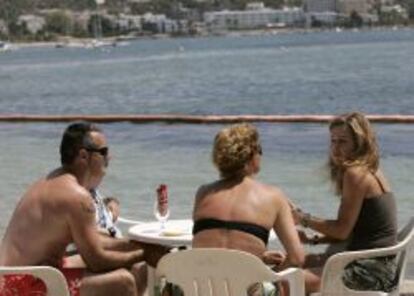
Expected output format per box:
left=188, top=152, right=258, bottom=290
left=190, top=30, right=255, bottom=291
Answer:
left=45, top=11, right=73, bottom=35
left=72, top=21, right=88, bottom=37
left=284, top=0, right=303, bottom=7
left=263, top=0, right=287, bottom=8
left=407, top=0, right=414, bottom=18
left=88, top=14, right=117, bottom=37
left=349, top=10, right=363, bottom=27
left=0, top=0, right=31, bottom=22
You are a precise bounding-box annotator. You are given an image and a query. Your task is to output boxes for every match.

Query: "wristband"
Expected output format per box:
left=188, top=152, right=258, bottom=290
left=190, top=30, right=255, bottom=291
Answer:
left=300, top=212, right=311, bottom=228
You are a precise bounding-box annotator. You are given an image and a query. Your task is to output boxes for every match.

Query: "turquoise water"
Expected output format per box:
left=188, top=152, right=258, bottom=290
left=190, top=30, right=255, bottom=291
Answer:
left=0, top=28, right=414, bottom=238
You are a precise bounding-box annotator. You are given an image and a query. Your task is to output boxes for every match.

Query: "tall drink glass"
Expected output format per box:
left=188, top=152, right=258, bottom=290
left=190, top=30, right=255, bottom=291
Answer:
left=154, top=184, right=170, bottom=230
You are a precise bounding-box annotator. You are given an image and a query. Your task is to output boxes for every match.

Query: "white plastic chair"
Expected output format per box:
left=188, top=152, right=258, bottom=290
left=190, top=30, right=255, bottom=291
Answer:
left=313, top=217, right=414, bottom=296
left=155, top=248, right=305, bottom=296
left=0, top=265, right=70, bottom=295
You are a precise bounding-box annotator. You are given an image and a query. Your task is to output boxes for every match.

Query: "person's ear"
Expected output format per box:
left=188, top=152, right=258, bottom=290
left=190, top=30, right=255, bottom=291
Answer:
left=78, top=148, right=89, bottom=161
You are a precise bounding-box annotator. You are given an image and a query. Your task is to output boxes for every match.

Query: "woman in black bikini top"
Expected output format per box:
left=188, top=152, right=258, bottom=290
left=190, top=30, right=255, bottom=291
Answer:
left=192, top=123, right=305, bottom=272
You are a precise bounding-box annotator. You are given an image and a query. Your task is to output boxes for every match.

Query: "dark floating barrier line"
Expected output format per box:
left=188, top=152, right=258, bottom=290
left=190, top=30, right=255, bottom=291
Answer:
left=0, top=114, right=414, bottom=124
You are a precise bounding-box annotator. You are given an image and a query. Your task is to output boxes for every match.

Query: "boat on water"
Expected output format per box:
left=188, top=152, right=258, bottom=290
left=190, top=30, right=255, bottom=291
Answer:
left=0, top=41, right=13, bottom=52
left=85, top=39, right=117, bottom=49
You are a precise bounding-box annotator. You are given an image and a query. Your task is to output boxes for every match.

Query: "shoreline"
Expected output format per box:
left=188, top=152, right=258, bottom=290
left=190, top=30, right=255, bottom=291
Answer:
left=6, top=25, right=414, bottom=49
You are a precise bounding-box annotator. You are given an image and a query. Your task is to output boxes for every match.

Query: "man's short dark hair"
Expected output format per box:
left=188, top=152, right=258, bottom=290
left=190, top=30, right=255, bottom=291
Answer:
left=60, top=121, right=101, bottom=165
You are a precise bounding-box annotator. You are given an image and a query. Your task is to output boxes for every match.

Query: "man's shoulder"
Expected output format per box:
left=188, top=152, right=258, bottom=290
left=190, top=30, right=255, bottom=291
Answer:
left=44, top=172, right=91, bottom=205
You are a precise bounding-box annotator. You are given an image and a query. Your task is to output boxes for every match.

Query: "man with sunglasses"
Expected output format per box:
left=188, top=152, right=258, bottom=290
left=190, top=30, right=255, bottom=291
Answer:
left=0, top=121, right=168, bottom=296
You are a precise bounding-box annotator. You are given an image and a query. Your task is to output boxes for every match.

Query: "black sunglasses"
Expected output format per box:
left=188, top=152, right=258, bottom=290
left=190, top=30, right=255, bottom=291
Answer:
left=257, top=144, right=262, bottom=155
left=84, top=146, right=109, bottom=157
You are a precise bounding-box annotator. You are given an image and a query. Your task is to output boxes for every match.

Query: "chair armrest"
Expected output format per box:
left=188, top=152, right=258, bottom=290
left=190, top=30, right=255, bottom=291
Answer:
left=326, top=244, right=402, bottom=271
left=320, top=246, right=402, bottom=295
left=0, top=266, right=70, bottom=296
left=273, top=267, right=305, bottom=296
left=312, top=291, right=388, bottom=296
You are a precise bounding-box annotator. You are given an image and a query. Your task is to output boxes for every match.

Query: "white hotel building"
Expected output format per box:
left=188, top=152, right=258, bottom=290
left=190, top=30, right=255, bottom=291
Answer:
left=204, top=6, right=305, bottom=31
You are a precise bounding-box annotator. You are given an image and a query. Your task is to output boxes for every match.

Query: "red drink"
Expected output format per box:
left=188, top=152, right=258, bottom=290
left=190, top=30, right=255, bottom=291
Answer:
left=156, top=184, right=169, bottom=218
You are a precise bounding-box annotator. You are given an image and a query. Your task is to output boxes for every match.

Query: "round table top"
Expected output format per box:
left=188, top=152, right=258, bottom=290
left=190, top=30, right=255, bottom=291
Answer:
left=128, top=219, right=193, bottom=246
left=128, top=219, right=278, bottom=247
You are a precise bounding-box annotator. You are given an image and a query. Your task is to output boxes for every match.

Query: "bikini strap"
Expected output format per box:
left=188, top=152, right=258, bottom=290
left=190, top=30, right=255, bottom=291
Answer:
left=372, top=172, right=386, bottom=194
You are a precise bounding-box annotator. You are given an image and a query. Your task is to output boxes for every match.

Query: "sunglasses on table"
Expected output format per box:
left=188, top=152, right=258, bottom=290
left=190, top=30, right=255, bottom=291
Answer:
left=84, top=146, right=109, bottom=157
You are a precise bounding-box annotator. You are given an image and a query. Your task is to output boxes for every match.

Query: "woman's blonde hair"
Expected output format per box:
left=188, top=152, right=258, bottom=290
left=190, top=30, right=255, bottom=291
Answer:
left=212, top=123, right=261, bottom=179
left=328, top=112, right=379, bottom=194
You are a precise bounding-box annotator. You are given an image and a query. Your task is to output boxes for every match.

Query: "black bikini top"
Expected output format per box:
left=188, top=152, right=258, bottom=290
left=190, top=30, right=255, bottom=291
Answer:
left=192, top=218, right=270, bottom=245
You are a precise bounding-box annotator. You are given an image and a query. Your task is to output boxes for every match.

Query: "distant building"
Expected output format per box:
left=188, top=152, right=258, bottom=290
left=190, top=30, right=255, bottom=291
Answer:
left=0, top=19, right=8, bottom=35
left=141, top=13, right=187, bottom=34
left=246, top=2, right=266, bottom=10
left=128, top=0, right=151, bottom=3
left=381, top=4, right=407, bottom=14
left=18, top=15, right=46, bottom=34
left=305, top=0, right=338, bottom=12
left=115, top=14, right=142, bottom=31
left=170, top=2, right=201, bottom=21
left=304, top=0, right=381, bottom=26
left=380, top=4, right=409, bottom=20
left=204, top=6, right=305, bottom=31
left=305, top=0, right=380, bottom=17
left=337, top=0, right=371, bottom=15
left=306, top=11, right=342, bottom=26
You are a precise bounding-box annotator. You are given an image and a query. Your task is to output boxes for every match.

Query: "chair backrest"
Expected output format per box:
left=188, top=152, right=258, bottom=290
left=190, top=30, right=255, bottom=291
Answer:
left=397, top=217, right=414, bottom=243
left=318, top=217, right=414, bottom=296
left=0, top=265, right=70, bottom=296
left=155, top=248, right=305, bottom=296
left=394, top=217, right=414, bottom=288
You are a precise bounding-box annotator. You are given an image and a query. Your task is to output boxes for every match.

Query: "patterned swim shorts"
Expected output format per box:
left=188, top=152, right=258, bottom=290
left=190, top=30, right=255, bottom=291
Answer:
left=342, top=256, right=397, bottom=293
left=0, top=267, right=84, bottom=296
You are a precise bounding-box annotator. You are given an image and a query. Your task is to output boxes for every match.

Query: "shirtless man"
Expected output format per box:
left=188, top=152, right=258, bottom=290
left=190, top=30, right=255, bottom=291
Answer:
left=0, top=122, right=167, bottom=296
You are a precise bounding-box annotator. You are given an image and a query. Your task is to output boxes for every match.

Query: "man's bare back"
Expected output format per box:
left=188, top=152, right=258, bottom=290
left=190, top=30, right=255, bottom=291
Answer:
left=0, top=170, right=94, bottom=267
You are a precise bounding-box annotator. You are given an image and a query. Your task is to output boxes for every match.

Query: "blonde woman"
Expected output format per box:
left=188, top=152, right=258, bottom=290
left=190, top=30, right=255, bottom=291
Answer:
left=192, top=123, right=304, bottom=295
left=292, top=112, right=397, bottom=294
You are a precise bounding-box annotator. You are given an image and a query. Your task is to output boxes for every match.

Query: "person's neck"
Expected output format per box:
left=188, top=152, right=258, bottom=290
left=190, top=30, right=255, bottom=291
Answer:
left=62, top=164, right=88, bottom=188
left=222, top=173, right=249, bottom=184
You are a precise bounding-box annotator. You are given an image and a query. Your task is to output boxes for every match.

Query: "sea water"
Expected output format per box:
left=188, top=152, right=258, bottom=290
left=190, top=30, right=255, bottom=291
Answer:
left=0, top=28, right=414, bottom=238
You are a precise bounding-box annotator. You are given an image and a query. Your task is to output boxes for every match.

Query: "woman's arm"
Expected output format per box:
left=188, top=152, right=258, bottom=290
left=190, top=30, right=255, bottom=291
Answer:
left=294, top=167, right=368, bottom=240
left=273, top=194, right=305, bottom=269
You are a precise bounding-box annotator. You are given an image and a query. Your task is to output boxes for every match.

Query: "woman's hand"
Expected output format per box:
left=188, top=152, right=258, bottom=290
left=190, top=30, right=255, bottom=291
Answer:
left=297, top=229, right=312, bottom=244
left=298, top=230, right=324, bottom=245
left=261, top=250, right=286, bottom=267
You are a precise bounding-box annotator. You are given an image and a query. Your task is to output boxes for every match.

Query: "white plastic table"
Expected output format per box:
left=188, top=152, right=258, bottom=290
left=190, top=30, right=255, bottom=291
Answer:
left=128, top=219, right=193, bottom=247
left=128, top=219, right=277, bottom=246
